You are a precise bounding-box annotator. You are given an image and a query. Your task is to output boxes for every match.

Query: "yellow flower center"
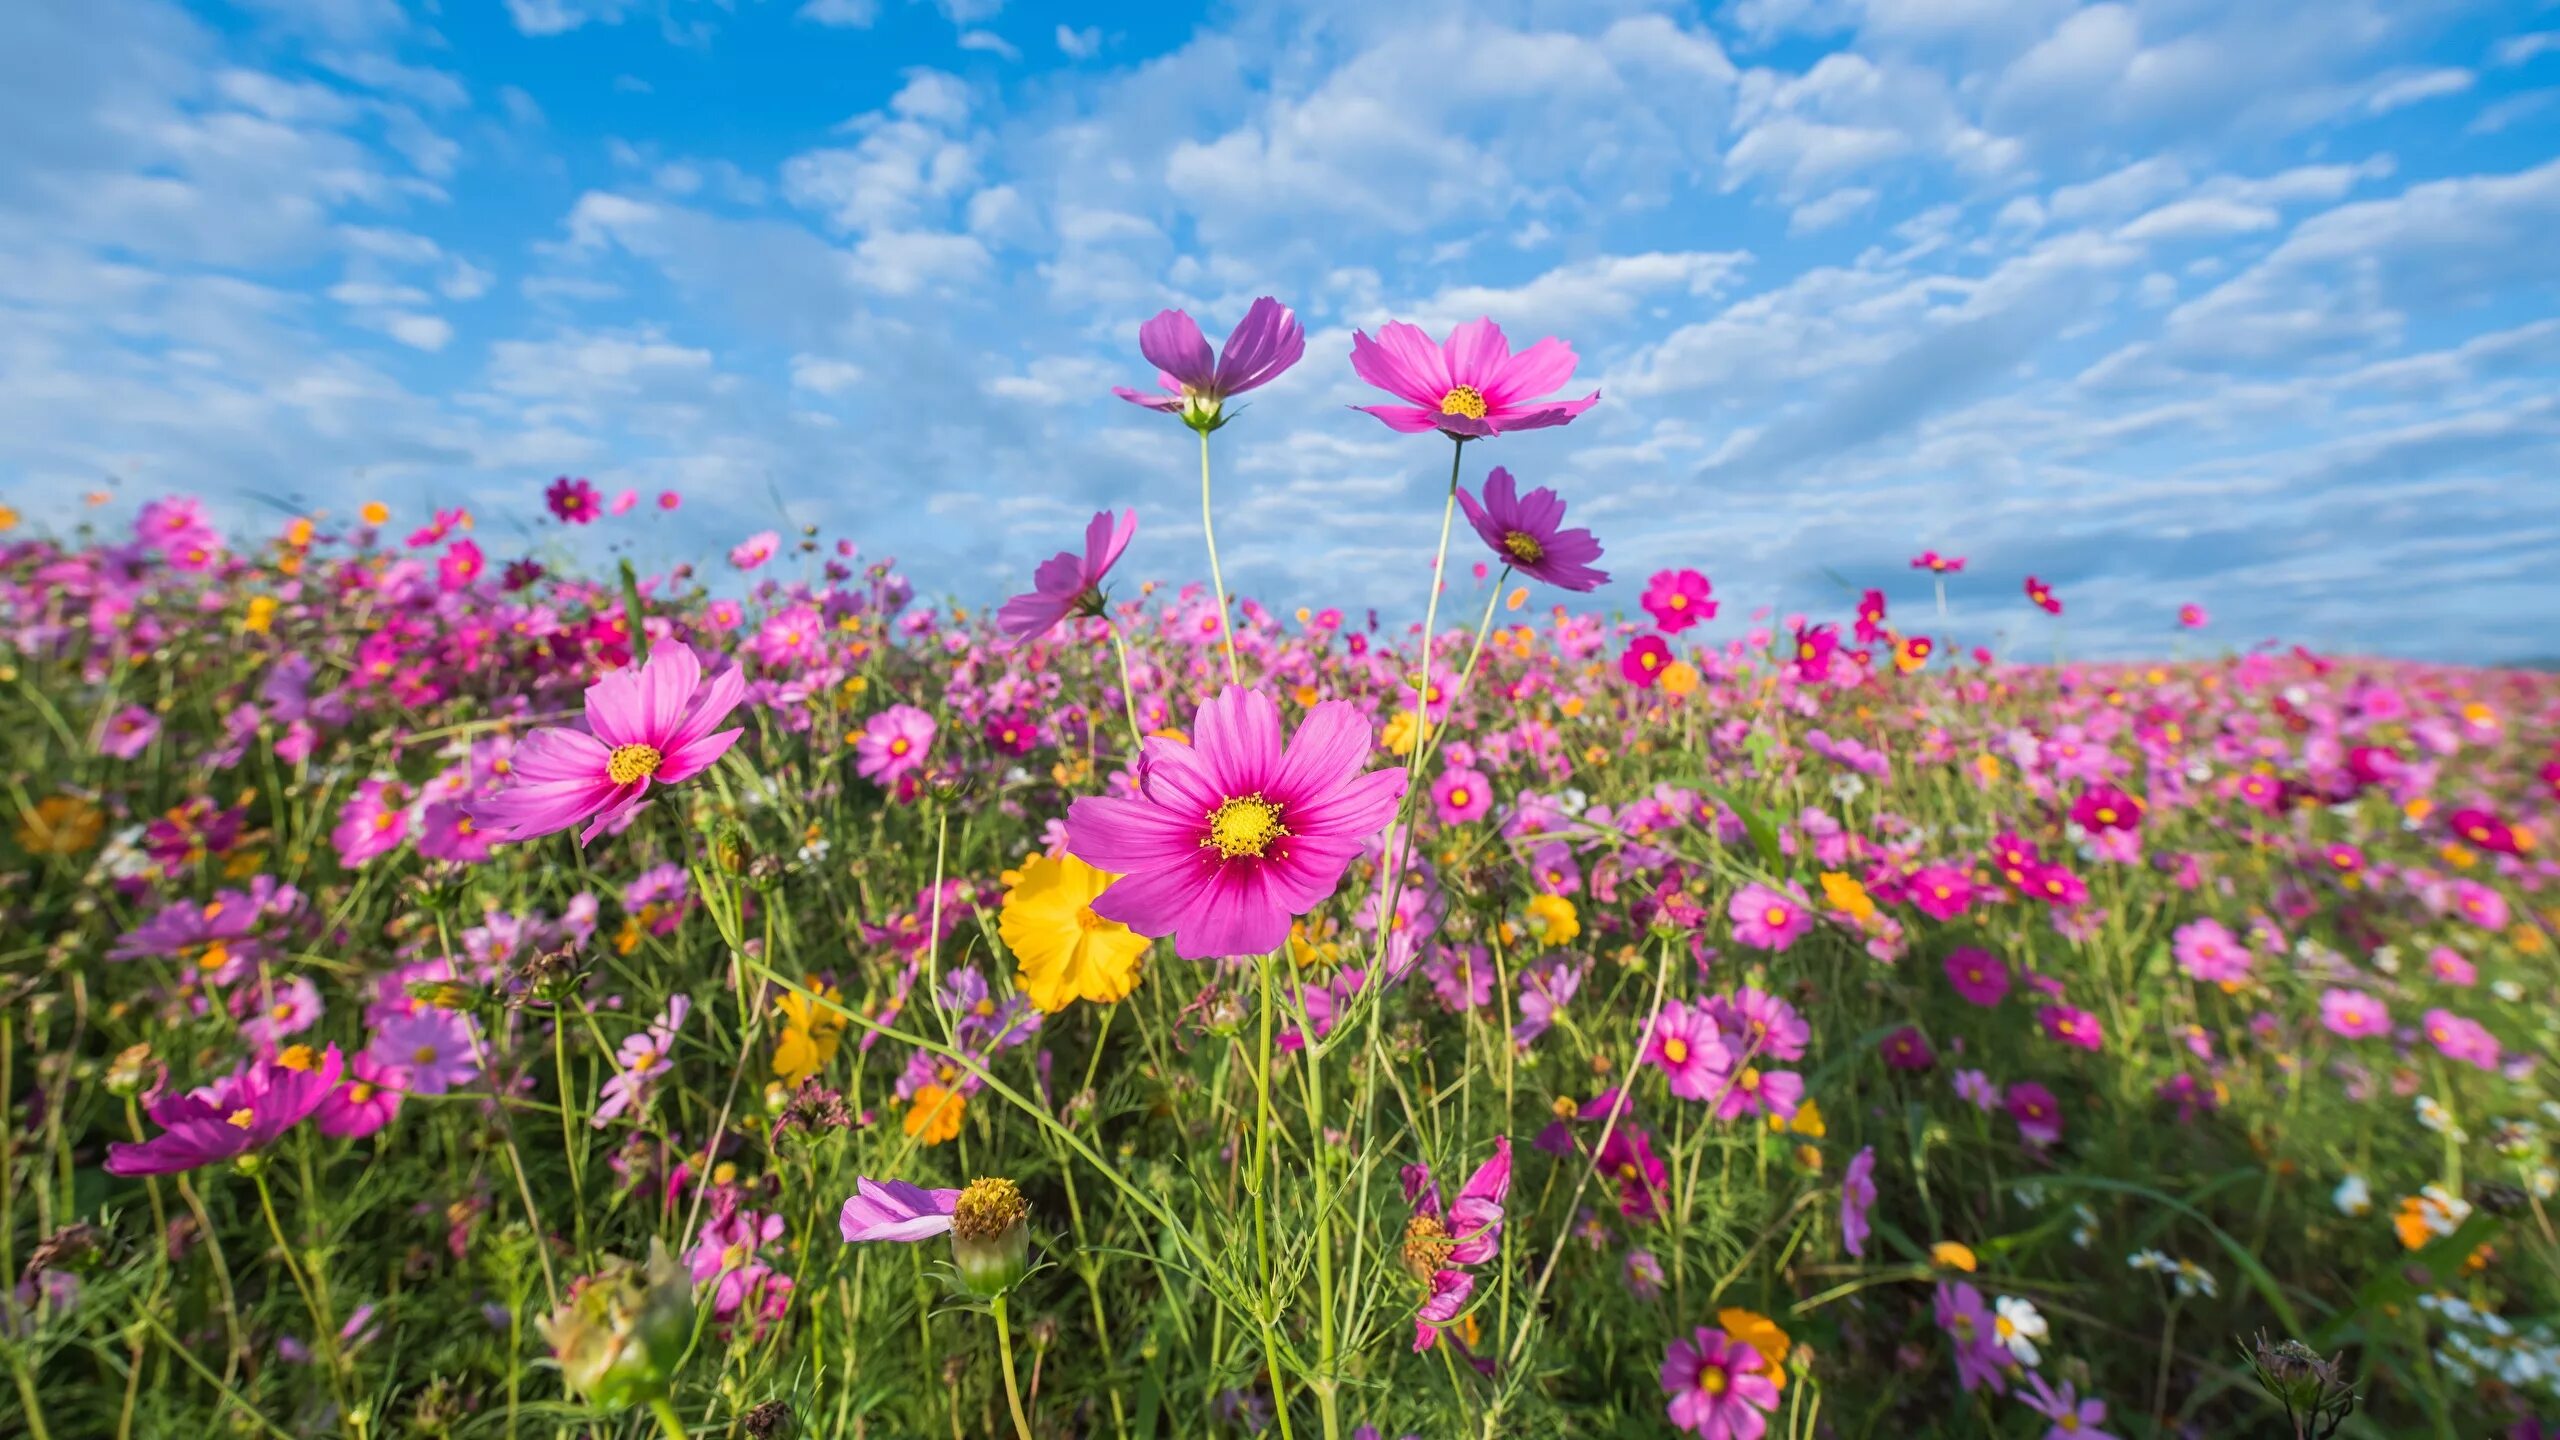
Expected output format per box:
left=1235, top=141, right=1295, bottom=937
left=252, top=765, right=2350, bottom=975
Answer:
left=277, top=1045, right=316, bottom=1072
left=413, top=1044, right=439, bottom=1065
left=1763, top=906, right=1788, bottom=927
left=1502, top=530, right=1544, bottom=564
left=1701, top=1368, right=1727, bottom=1395
left=226, top=1107, right=256, bottom=1129
left=1738, top=1066, right=1762, bottom=1090
left=953, top=1176, right=1028, bottom=1240
left=1439, top=384, right=1488, bottom=419
left=1663, top=1038, right=1689, bottom=1064
left=607, top=743, right=664, bottom=785
left=1074, top=905, right=1115, bottom=934
left=1204, top=794, right=1287, bottom=860
left=195, top=940, right=231, bottom=972
left=1448, top=788, right=1472, bottom=809
left=1401, top=1213, right=1455, bottom=1280
left=349, top=1083, right=376, bottom=1104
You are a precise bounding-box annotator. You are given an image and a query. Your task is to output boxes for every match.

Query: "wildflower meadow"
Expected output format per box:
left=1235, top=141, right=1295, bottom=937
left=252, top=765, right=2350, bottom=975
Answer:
left=8, top=302, right=2560, bottom=1440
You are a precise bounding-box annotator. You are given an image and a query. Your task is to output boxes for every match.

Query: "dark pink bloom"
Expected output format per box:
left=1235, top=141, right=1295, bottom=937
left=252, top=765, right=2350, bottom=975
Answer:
left=838, top=1177, right=962, bottom=1243
left=1642, top=570, right=1716, bottom=633
left=545, top=475, right=599, bottom=524
left=1622, top=635, right=1673, bottom=687
left=2070, top=784, right=2144, bottom=833
left=1401, top=1136, right=1511, bottom=1351
left=2038, top=1004, right=2103, bottom=1053
left=2007, top=1081, right=2063, bottom=1146
left=1881, top=1025, right=1935, bottom=1070
left=998, top=509, right=1137, bottom=643
left=1943, top=947, right=2010, bottom=1007
left=468, top=642, right=746, bottom=846
left=2024, top=575, right=2061, bottom=615
left=316, top=1051, right=405, bottom=1140
left=1456, top=467, right=1609, bottom=592
left=107, top=1047, right=345, bottom=1175
left=1906, top=864, right=1974, bottom=922
left=1067, top=687, right=1405, bottom=960
left=1114, top=297, right=1304, bottom=430
left=1791, top=624, right=1837, bottom=683
left=1349, top=317, right=1599, bottom=438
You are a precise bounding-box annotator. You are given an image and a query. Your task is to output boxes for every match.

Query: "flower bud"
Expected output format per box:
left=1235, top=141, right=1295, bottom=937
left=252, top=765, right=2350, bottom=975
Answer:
left=538, top=1240, right=696, bottom=1413
left=949, top=1176, right=1031, bottom=1298
left=105, top=1043, right=154, bottom=1098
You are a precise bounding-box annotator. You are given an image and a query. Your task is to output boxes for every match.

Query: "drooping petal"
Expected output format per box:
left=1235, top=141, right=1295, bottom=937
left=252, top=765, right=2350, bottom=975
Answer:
left=1484, top=393, right=1600, bottom=433
left=1350, top=403, right=1451, bottom=434
left=1112, top=384, right=1185, bottom=412
left=997, top=591, right=1072, bottom=643
left=838, top=1178, right=962, bottom=1243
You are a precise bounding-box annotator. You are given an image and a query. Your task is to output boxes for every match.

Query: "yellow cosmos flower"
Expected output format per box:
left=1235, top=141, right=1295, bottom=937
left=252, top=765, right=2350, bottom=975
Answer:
left=1718, top=1308, right=1792, bottom=1389
left=773, top=979, right=847, bottom=1086
left=1661, top=661, right=1700, bottom=697
left=360, top=501, right=389, bottom=526
left=999, top=853, right=1147, bottom=1013
left=1930, top=1241, right=1978, bottom=1272
left=242, top=595, right=278, bottom=635
left=1819, top=872, right=1874, bottom=923
left=1525, top=893, right=1580, bottom=947
left=17, top=794, right=103, bottom=856
left=904, top=1085, right=965, bottom=1146
left=0, top=504, right=17, bottom=533
left=1382, top=709, right=1425, bottom=757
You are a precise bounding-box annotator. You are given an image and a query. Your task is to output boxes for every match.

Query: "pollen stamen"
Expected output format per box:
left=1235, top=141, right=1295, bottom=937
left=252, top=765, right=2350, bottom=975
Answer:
left=1439, top=384, right=1489, bottom=420
left=607, top=743, right=665, bottom=785
left=1203, top=793, right=1288, bottom=860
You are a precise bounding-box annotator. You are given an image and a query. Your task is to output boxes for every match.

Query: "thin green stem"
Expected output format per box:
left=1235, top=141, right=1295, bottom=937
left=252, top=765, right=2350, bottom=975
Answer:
left=1199, top=425, right=1242, bottom=687
left=992, top=1294, right=1036, bottom=1440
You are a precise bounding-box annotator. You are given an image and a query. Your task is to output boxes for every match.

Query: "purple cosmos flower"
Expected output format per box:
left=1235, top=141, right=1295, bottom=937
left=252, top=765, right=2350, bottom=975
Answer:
left=855, top=705, right=937, bottom=787
left=1934, top=1282, right=2011, bottom=1394
left=469, top=642, right=746, bottom=846
left=368, top=1009, right=481, bottom=1096
left=838, top=1177, right=963, bottom=1243
left=1401, top=1136, right=1511, bottom=1351
left=1348, top=317, right=1600, bottom=438
left=1943, top=946, right=2010, bottom=1007
left=1841, top=1146, right=1877, bottom=1259
left=1066, top=687, right=1405, bottom=960
left=2320, top=988, right=2391, bottom=1039
left=998, top=509, right=1137, bottom=643
left=1113, top=297, right=1304, bottom=430
left=1661, top=1325, right=1781, bottom=1438
left=1455, top=467, right=1610, bottom=592
left=595, top=996, right=689, bottom=1128
left=107, top=1047, right=345, bottom=1176
left=2020, top=1373, right=2118, bottom=1440
left=545, top=475, right=599, bottom=524
left=1646, top=999, right=1733, bottom=1102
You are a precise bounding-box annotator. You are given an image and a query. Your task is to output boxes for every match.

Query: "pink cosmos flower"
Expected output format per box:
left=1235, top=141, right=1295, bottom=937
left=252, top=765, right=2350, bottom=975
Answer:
left=1456, top=467, right=1610, bottom=592
left=468, top=642, right=746, bottom=847
left=611, top=488, right=640, bottom=516
left=1661, top=1325, right=1780, bottom=1439
left=316, top=1051, right=405, bottom=1140
left=2177, top=603, right=2208, bottom=629
left=1911, top=551, right=1966, bottom=573
left=2319, top=988, right=2391, bottom=1039
left=2038, top=1004, right=2103, bottom=1053
left=1623, top=635, right=1673, bottom=687
left=1066, top=687, right=1406, bottom=959
left=594, top=996, right=689, bottom=1128
left=1906, top=864, right=1974, bottom=922
left=1881, top=1025, right=1935, bottom=1070
left=1642, top=570, right=1716, bottom=633
left=2427, top=946, right=2477, bottom=986
left=2448, top=880, right=2509, bottom=930
left=1944, top=947, right=2010, bottom=1006
left=730, top=531, right=779, bottom=570
left=998, top=509, right=1137, bottom=643
left=2070, top=783, right=2144, bottom=833
left=1432, top=766, right=1493, bottom=826
left=1646, top=1000, right=1733, bottom=1101
left=1402, top=1137, right=1511, bottom=1351
left=752, top=605, right=823, bottom=670
left=1841, top=1146, right=1877, bottom=1259
left=855, top=705, right=937, bottom=787
left=1348, top=317, right=1599, bottom=438
left=2024, top=575, right=2061, bottom=615
left=107, top=1047, right=345, bottom=1176
left=100, top=704, right=160, bottom=760
left=658, top=490, right=682, bottom=510
left=1728, top=884, right=1811, bottom=953
left=2172, top=917, right=2249, bottom=984
left=2423, top=1008, right=2501, bottom=1070
left=840, top=1177, right=963, bottom=1244
left=1114, top=297, right=1304, bottom=430
left=332, top=779, right=411, bottom=868
left=1791, top=624, right=1838, bottom=683
left=437, top=539, right=485, bottom=592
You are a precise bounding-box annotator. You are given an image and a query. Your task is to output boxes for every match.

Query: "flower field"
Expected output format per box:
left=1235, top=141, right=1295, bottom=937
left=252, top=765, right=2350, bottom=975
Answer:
left=8, top=305, right=2560, bottom=1440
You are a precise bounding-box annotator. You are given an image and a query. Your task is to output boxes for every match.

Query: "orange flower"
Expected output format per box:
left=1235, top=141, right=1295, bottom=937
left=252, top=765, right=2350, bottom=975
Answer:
left=904, top=1085, right=966, bottom=1146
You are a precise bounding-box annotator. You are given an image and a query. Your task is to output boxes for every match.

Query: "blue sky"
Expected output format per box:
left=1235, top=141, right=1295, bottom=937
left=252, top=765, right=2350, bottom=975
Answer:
left=3, top=0, right=2557, bottom=660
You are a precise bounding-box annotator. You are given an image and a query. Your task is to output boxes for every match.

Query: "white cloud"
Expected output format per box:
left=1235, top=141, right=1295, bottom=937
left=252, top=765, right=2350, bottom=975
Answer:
left=1056, top=24, right=1100, bottom=58
left=790, top=355, right=866, bottom=395
left=2364, top=67, right=2473, bottom=114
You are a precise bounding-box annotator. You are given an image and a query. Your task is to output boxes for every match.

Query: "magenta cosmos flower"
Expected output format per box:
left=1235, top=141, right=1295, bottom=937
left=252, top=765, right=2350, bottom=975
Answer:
left=1455, top=467, right=1610, bottom=592
left=1348, top=317, right=1600, bottom=438
left=1728, top=884, right=1811, bottom=953
left=855, top=705, right=936, bottom=786
left=2320, top=988, right=2391, bottom=1039
left=1400, top=1136, right=1511, bottom=1351
left=1642, top=569, right=1716, bottom=633
left=1066, top=687, right=1406, bottom=960
left=1645, top=999, right=1733, bottom=1102
left=1841, top=1145, right=1877, bottom=1259
left=545, top=475, right=599, bottom=524
left=1114, top=297, right=1305, bottom=431
left=1661, top=1325, right=1780, bottom=1439
left=838, top=1177, right=962, bottom=1242
left=998, top=509, right=1137, bottom=643
left=108, top=1046, right=345, bottom=1176
left=469, top=641, right=746, bottom=846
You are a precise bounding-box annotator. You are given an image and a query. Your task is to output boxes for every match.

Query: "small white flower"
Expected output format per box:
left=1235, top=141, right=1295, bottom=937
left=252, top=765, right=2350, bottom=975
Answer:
left=2333, top=1174, right=2372, bottom=1217
left=2173, top=1259, right=2219, bottom=1298
left=2494, top=979, right=2525, bottom=1003
left=2128, top=1248, right=2173, bottom=1274
left=1993, top=1296, right=2047, bottom=1365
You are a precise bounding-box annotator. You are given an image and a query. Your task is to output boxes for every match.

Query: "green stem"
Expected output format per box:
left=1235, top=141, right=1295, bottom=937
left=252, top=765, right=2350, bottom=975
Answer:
left=648, top=1395, right=688, bottom=1438
left=992, top=1294, right=1036, bottom=1440
left=1199, top=425, right=1242, bottom=687
left=1107, top=619, right=1147, bottom=755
